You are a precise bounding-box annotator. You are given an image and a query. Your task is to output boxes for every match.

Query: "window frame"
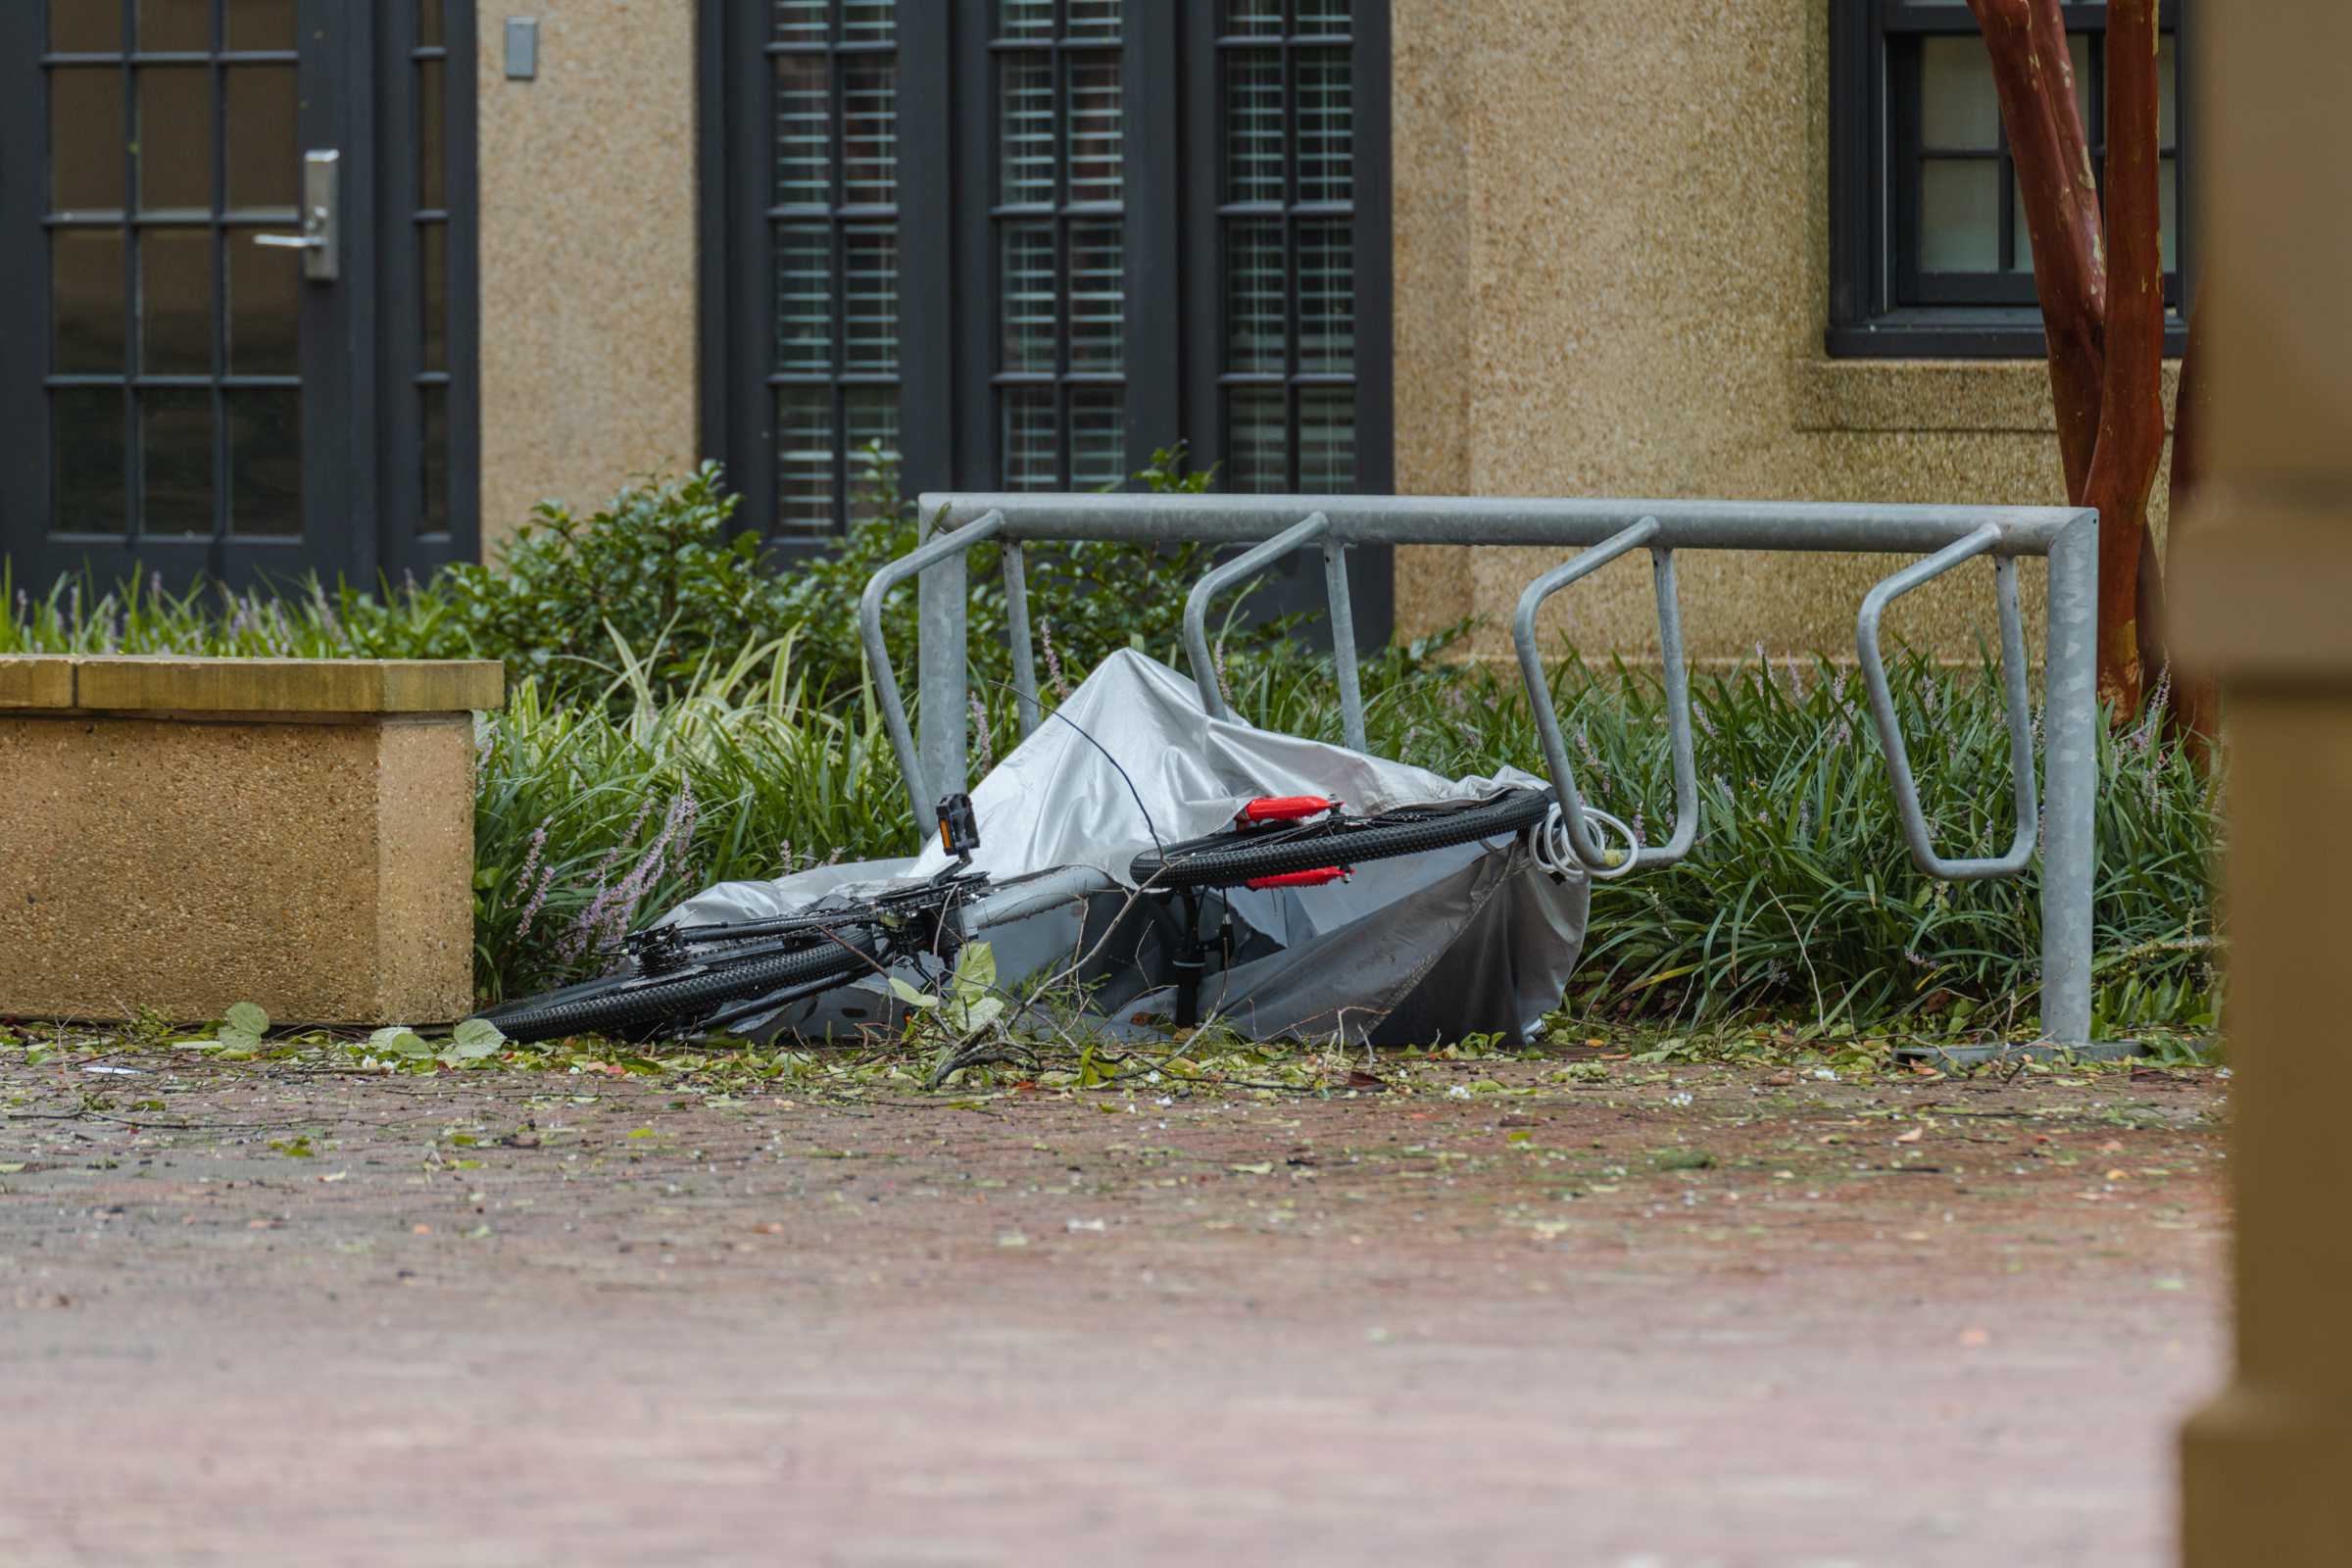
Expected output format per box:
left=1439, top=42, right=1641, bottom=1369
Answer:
left=1828, top=0, right=2192, bottom=360
left=1175, top=1, right=1391, bottom=498
left=701, top=0, right=935, bottom=557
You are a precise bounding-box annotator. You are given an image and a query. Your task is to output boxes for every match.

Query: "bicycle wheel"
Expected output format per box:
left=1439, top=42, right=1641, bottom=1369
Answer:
left=475, top=930, right=887, bottom=1044
left=1130, top=787, right=1552, bottom=891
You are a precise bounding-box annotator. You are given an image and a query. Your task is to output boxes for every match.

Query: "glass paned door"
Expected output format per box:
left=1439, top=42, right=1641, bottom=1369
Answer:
left=5, top=3, right=362, bottom=592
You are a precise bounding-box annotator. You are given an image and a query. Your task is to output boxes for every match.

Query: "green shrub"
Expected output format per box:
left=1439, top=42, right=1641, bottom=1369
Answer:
left=5, top=448, right=1298, bottom=710
left=472, top=635, right=914, bottom=1001
left=427, top=464, right=799, bottom=706
left=3, top=558, right=473, bottom=662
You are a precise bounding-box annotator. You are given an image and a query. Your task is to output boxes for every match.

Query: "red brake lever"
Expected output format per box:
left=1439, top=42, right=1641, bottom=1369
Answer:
left=1239, top=795, right=1334, bottom=824
left=1245, top=866, right=1350, bottom=890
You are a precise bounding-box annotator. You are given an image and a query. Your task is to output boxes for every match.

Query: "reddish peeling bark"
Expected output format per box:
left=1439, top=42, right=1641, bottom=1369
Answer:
left=1968, top=0, right=2107, bottom=500
left=1975, top=0, right=2190, bottom=729
left=2079, top=0, right=2168, bottom=714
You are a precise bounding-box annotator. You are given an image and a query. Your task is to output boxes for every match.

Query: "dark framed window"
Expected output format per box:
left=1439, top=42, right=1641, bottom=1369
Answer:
left=1829, top=0, right=2191, bottom=359
left=1202, top=0, right=1365, bottom=493
left=768, top=1, right=902, bottom=532
left=702, top=0, right=1392, bottom=576
left=382, top=2, right=480, bottom=576
left=986, top=1, right=1129, bottom=490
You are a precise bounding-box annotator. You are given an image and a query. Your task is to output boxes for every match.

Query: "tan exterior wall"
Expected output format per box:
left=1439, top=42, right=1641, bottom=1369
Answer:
left=1391, top=0, right=2176, bottom=662
left=462, top=0, right=2175, bottom=662
left=476, top=1, right=701, bottom=558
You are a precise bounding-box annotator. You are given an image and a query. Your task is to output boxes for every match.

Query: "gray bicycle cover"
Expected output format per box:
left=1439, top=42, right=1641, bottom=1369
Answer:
left=654, top=649, right=1591, bottom=1047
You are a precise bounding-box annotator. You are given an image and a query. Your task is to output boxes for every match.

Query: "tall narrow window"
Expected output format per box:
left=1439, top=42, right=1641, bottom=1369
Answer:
left=771, top=0, right=900, bottom=530
left=1219, top=0, right=1355, bottom=492
left=992, top=0, right=1125, bottom=490
left=38, top=0, right=306, bottom=543
left=413, top=6, right=454, bottom=537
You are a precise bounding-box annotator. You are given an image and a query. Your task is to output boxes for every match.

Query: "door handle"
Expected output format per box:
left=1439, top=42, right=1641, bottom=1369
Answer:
left=250, top=150, right=340, bottom=282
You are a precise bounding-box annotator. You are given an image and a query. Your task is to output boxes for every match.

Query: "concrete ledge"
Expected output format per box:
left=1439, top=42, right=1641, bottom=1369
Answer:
left=0, top=656, right=77, bottom=710
left=0, top=655, right=505, bottom=714
left=1795, top=358, right=2182, bottom=435
left=0, top=658, right=504, bottom=1026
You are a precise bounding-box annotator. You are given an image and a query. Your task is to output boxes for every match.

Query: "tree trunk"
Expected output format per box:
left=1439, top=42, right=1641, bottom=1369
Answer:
left=1969, top=0, right=2107, bottom=500
left=2077, top=0, right=2169, bottom=714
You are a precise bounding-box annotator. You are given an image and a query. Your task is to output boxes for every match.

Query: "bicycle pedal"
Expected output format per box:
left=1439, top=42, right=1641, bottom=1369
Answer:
left=936, top=793, right=981, bottom=858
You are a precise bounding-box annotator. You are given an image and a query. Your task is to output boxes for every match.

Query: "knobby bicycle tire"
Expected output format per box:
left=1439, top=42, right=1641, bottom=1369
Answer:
left=476, top=930, right=887, bottom=1044
left=1129, top=787, right=1552, bottom=891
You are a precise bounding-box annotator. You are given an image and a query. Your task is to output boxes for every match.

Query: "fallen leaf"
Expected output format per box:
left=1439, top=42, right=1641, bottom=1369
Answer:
left=1229, top=1162, right=1275, bottom=1176
left=1893, top=1127, right=1925, bottom=1145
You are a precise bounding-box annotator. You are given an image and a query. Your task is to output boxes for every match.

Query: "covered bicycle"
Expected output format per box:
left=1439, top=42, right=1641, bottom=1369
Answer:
left=477, top=651, right=1610, bottom=1048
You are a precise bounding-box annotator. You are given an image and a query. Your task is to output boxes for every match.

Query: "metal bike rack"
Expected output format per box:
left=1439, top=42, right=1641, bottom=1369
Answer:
left=1855, top=525, right=2040, bottom=880
left=1510, top=517, right=1698, bottom=871
left=859, top=492, right=2103, bottom=1051
left=1179, top=512, right=1368, bottom=755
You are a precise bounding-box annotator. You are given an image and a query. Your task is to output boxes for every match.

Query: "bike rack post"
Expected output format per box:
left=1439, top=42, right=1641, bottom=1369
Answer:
left=1174, top=513, right=1369, bottom=753
left=1321, top=538, right=1368, bottom=755
left=864, top=508, right=1004, bottom=818
left=1002, top=540, right=1041, bottom=740
left=875, top=493, right=2107, bottom=1053
left=1853, top=525, right=2040, bottom=881
left=2039, top=510, right=2099, bottom=1049
left=1510, top=518, right=1699, bottom=870
left=1178, top=512, right=1317, bottom=688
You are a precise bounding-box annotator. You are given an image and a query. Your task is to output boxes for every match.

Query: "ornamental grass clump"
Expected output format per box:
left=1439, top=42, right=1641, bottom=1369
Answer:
left=1223, top=635, right=2218, bottom=1038
left=470, top=632, right=913, bottom=1001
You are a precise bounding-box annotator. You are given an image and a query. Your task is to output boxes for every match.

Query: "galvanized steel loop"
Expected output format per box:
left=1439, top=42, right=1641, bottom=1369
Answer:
left=1852, top=525, right=2040, bottom=881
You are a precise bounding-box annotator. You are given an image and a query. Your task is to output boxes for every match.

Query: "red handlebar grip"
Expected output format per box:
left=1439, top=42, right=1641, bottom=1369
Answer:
left=1240, top=795, right=1334, bottom=823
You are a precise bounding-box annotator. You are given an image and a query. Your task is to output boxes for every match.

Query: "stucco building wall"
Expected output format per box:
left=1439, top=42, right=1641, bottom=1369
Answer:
left=464, top=0, right=2171, bottom=661
left=476, top=1, right=702, bottom=558
left=1391, top=0, right=2174, bottom=663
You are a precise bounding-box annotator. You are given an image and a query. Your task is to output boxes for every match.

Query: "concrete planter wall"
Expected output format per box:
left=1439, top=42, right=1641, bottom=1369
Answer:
left=0, top=657, right=504, bottom=1026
